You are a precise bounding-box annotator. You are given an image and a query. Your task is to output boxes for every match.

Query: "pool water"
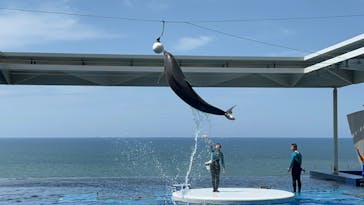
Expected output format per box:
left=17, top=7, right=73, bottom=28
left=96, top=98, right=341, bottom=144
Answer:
left=0, top=176, right=363, bottom=205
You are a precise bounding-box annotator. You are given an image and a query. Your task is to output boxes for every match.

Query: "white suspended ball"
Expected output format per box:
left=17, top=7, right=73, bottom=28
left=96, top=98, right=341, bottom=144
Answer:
left=152, top=41, right=164, bottom=54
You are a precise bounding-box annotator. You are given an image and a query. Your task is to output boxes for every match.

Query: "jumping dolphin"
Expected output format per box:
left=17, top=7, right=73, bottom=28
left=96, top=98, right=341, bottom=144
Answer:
left=163, top=51, right=235, bottom=120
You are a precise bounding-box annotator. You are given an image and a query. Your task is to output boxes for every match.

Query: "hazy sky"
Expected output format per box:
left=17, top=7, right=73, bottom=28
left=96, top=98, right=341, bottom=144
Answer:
left=0, top=0, right=363, bottom=138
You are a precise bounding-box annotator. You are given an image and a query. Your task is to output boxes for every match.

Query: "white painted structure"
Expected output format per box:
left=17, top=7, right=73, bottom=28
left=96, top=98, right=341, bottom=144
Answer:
left=172, top=188, right=295, bottom=204
left=347, top=109, right=364, bottom=165
left=0, top=34, right=363, bottom=87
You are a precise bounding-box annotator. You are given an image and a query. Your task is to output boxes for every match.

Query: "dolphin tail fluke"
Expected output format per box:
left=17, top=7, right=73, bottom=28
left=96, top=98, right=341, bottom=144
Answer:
left=224, top=105, right=236, bottom=120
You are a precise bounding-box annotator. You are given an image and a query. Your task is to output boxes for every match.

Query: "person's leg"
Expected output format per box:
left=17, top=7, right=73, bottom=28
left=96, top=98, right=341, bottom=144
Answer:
left=297, top=174, right=302, bottom=193
left=215, top=164, right=220, bottom=191
left=210, top=164, right=216, bottom=191
left=210, top=163, right=218, bottom=191
left=291, top=173, right=297, bottom=193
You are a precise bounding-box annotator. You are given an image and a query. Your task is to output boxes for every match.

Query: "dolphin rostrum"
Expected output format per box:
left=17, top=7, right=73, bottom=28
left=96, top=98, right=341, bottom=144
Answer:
left=163, top=51, right=235, bottom=120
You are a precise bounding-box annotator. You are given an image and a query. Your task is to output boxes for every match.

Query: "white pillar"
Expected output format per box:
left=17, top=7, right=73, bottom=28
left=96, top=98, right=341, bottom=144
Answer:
left=333, top=88, right=338, bottom=174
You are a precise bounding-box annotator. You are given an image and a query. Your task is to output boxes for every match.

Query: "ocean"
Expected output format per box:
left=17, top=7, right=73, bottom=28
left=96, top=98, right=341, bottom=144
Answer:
left=0, top=137, right=363, bottom=204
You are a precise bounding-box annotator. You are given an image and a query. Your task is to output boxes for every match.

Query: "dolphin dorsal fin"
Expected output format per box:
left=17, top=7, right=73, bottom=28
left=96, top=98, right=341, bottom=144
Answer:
left=185, top=80, right=194, bottom=88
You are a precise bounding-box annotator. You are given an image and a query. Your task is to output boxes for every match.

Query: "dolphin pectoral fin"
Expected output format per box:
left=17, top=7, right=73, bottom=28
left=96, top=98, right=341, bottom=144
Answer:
left=224, top=105, right=236, bottom=120
left=185, top=80, right=193, bottom=88
left=157, top=71, right=165, bottom=85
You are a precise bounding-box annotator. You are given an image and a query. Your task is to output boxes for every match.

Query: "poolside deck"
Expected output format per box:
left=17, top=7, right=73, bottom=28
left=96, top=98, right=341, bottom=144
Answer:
left=172, top=188, right=295, bottom=204
left=310, top=170, right=364, bottom=186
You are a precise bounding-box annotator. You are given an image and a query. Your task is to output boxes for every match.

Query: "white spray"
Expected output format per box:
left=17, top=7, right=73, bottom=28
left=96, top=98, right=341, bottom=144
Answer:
left=184, top=110, right=210, bottom=191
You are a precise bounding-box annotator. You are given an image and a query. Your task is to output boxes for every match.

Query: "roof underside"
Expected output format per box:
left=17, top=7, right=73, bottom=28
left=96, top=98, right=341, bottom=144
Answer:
left=1, top=34, right=364, bottom=88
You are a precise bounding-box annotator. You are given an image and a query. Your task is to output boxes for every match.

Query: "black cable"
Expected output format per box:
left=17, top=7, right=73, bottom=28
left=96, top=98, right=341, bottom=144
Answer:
left=184, top=22, right=361, bottom=63
left=1, top=7, right=361, bottom=61
left=157, top=20, right=166, bottom=41
left=185, top=22, right=310, bottom=54
left=0, top=7, right=161, bottom=22
left=1, top=7, right=364, bottom=23
left=181, top=14, right=364, bottom=23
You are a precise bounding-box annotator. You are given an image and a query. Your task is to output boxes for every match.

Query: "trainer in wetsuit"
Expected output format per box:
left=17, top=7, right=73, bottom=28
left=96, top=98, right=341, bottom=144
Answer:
left=209, top=142, right=225, bottom=192
left=288, top=143, right=304, bottom=193
left=355, top=147, right=364, bottom=177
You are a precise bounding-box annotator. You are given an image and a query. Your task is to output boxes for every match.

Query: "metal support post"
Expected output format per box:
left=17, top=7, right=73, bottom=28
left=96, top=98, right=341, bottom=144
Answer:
left=333, top=88, right=338, bottom=174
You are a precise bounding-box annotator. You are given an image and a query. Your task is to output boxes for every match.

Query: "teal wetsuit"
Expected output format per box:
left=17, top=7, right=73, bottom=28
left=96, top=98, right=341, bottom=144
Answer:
left=289, top=150, right=302, bottom=193
left=210, top=145, right=225, bottom=169
left=209, top=144, right=225, bottom=192
left=289, top=150, right=302, bottom=170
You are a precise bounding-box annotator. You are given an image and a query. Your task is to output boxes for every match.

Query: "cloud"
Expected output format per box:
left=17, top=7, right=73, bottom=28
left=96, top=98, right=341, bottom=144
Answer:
left=173, top=36, right=213, bottom=51
left=279, top=28, right=296, bottom=36
left=0, top=5, right=119, bottom=49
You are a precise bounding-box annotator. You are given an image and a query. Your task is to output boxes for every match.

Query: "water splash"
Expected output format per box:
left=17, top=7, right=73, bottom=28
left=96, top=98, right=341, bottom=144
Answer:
left=184, top=123, right=199, bottom=189
left=184, top=109, right=210, bottom=190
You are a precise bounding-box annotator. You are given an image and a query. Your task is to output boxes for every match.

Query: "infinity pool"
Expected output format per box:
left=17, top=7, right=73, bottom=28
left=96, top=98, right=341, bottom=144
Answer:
left=0, top=176, right=363, bottom=205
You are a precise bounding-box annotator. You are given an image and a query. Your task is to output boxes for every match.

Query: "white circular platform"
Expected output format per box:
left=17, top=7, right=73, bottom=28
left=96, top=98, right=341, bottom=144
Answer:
left=172, top=188, right=295, bottom=204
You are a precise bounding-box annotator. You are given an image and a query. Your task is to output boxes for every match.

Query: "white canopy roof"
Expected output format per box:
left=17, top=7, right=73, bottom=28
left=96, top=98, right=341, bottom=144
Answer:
left=0, top=34, right=363, bottom=87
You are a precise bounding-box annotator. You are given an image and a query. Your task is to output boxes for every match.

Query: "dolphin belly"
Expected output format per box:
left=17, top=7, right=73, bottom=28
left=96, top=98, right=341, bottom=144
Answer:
left=163, top=51, right=233, bottom=119
left=168, top=76, right=225, bottom=115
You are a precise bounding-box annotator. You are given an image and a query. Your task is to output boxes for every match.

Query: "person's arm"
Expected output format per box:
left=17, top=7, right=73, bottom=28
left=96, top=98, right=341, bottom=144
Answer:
left=209, top=144, right=214, bottom=152
left=202, top=135, right=214, bottom=152
left=299, top=154, right=305, bottom=172
left=220, top=152, right=225, bottom=170
left=207, top=140, right=214, bottom=152
left=288, top=152, right=295, bottom=172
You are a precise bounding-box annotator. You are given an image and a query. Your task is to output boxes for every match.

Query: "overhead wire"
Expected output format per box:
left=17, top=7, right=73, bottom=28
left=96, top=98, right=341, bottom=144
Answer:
left=184, top=22, right=310, bottom=54
left=1, top=7, right=364, bottom=23
left=0, top=7, right=363, bottom=61
left=184, top=21, right=364, bottom=71
left=156, top=20, right=166, bottom=41
left=0, top=7, right=162, bottom=22
left=177, top=14, right=364, bottom=23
